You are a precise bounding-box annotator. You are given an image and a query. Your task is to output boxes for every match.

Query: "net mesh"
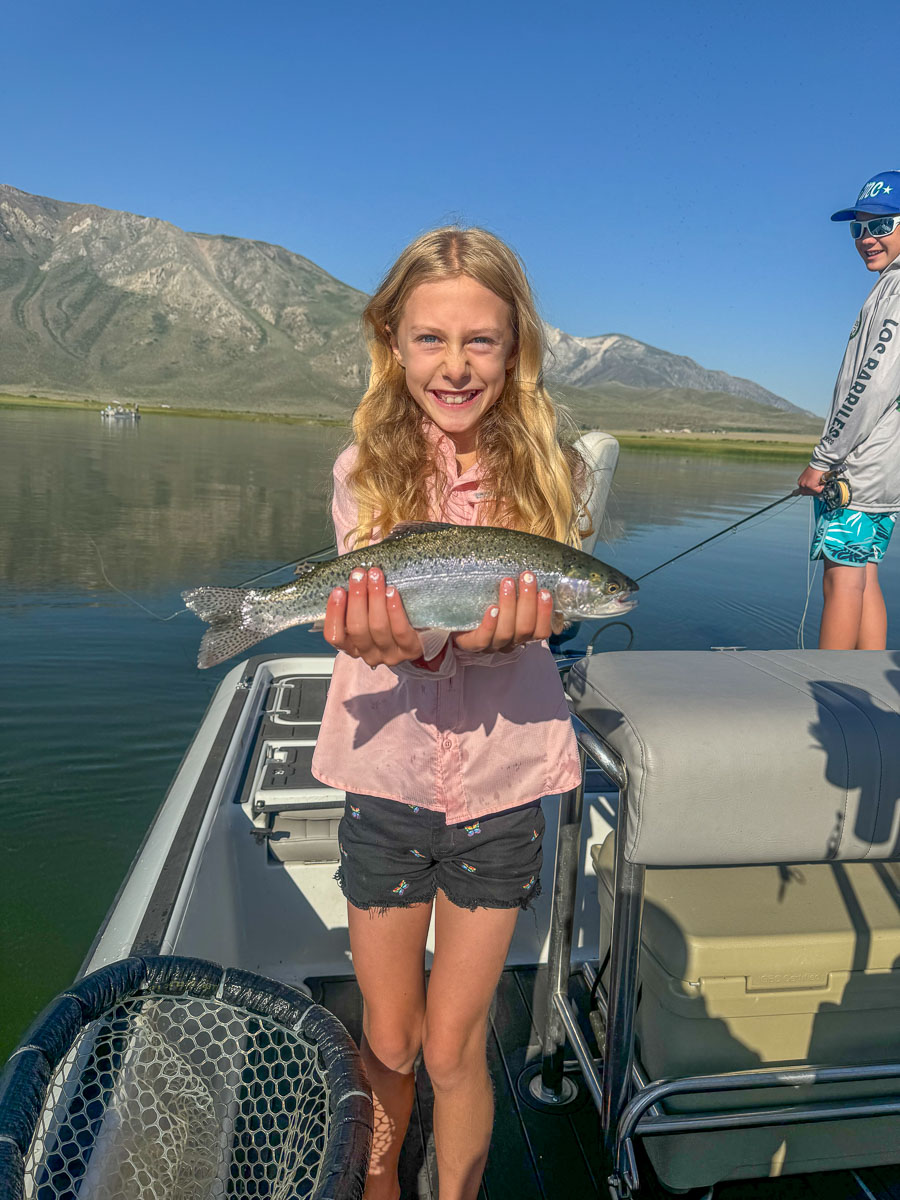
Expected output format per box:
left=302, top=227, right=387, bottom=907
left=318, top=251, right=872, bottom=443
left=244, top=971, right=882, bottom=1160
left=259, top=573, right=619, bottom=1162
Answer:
left=23, top=992, right=330, bottom=1200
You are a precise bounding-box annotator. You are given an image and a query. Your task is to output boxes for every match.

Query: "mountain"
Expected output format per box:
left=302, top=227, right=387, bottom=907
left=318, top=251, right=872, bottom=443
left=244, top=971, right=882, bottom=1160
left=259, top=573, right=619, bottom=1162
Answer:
left=0, top=184, right=815, bottom=431
left=543, top=327, right=807, bottom=415
left=0, top=185, right=368, bottom=415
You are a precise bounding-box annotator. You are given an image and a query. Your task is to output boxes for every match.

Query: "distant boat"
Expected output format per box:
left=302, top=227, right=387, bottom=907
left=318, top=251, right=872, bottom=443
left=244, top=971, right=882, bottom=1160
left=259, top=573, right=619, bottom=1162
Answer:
left=100, top=404, right=140, bottom=421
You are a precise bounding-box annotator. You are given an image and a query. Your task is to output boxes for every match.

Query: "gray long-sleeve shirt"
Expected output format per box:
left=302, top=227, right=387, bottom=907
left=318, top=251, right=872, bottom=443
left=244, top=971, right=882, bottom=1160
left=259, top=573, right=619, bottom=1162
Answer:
left=810, top=258, right=900, bottom=511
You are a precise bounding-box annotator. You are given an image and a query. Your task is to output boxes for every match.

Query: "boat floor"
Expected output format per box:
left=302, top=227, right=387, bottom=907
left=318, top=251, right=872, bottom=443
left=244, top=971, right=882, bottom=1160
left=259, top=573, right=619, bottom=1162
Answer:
left=309, top=965, right=900, bottom=1200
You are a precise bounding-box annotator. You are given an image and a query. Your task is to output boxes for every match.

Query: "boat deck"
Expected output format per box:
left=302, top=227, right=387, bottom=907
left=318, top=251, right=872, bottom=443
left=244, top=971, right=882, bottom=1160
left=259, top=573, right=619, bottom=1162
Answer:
left=310, top=966, right=900, bottom=1200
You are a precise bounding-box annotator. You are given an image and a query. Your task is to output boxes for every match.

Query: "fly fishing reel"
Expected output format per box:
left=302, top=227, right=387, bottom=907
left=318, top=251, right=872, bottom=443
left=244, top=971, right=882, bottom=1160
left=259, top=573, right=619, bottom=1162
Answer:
left=822, top=472, right=852, bottom=512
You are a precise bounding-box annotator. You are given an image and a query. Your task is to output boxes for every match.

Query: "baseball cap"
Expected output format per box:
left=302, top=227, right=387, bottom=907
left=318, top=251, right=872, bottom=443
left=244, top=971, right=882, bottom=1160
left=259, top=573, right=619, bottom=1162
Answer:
left=831, top=171, right=900, bottom=221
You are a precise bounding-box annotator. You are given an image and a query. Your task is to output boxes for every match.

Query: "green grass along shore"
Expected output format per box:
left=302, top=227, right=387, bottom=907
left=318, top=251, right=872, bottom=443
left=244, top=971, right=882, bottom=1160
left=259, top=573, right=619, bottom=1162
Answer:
left=1, top=392, right=818, bottom=461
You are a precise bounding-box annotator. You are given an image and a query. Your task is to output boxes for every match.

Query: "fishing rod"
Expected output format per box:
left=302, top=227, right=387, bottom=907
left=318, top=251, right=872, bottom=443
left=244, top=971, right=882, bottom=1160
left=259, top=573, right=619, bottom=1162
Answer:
left=634, top=473, right=851, bottom=583
left=634, top=492, right=801, bottom=582
left=241, top=542, right=336, bottom=586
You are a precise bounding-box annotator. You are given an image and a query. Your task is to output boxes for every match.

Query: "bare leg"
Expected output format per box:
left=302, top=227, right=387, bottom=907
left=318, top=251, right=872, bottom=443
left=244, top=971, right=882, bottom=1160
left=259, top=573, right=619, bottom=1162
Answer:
left=422, top=893, right=520, bottom=1200
left=818, top=560, right=867, bottom=649
left=857, top=562, right=888, bottom=649
left=347, top=900, right=433, bottom=1200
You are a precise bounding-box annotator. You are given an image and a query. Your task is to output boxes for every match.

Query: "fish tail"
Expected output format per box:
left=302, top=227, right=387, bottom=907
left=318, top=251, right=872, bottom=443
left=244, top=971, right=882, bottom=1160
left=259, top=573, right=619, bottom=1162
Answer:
left=181, top=586, right=269, bottom=669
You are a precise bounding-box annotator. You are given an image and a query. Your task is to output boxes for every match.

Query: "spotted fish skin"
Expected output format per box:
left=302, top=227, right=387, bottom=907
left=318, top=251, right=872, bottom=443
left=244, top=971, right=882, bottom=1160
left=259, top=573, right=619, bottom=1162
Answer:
left=182, top=521, right=637, bottom=669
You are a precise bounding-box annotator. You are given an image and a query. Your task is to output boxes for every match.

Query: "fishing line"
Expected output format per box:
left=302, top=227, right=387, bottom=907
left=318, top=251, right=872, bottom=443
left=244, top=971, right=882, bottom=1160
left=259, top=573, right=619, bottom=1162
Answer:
left=797, top=503, right=821, bottom=650
left=634, top=491, right=803, bottom=582
left=86, top=536, right=186, bottom=622
left=85, top=536, right=338, bottom=623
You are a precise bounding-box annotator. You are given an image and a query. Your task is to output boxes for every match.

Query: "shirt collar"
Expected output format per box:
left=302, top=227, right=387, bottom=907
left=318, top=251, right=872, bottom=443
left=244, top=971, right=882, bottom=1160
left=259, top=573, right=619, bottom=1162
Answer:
left=423, top=420, right=485, bottom=489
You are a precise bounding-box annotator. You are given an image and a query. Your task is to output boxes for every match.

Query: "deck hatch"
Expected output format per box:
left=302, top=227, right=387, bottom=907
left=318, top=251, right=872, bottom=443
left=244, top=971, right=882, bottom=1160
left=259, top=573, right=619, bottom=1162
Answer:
left=264, top=675, right=330, bottom=734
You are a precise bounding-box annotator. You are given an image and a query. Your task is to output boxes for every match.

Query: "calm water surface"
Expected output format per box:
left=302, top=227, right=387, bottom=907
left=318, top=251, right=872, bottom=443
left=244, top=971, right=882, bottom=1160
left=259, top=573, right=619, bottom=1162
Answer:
left=2, top=407, right=897, bottom=1056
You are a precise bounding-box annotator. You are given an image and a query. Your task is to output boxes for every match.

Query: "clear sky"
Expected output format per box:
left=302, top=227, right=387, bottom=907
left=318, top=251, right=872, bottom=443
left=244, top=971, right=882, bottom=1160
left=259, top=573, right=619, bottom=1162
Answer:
left=5, top=0, right=880, bottom=415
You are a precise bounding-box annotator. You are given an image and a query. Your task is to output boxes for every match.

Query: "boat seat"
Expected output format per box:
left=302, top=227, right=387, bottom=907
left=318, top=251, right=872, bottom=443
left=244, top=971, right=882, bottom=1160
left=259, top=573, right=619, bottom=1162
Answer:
left=568, top=649, right=900, bottom=867
left=561, top=650, right=900, bottom=1191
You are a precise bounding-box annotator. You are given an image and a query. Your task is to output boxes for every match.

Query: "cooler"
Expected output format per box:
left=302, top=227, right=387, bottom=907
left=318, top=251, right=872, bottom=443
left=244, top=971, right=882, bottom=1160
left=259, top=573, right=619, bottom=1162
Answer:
left=593, top=835, right=900, bottom=1189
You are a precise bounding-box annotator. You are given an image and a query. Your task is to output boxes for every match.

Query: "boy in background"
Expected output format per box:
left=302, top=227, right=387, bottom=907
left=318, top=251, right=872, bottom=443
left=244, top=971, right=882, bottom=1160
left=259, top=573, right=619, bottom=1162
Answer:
left=798, top=171, right=900, bottom=648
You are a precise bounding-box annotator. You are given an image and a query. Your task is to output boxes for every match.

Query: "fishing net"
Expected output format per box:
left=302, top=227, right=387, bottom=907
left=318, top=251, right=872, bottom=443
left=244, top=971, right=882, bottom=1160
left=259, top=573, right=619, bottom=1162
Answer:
left=0, top=957, right=372, bottom=1200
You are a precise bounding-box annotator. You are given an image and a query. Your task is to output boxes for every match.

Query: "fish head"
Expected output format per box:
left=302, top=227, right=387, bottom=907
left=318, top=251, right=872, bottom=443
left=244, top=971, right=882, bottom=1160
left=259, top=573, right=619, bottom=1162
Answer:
left=556, top=563, right=639, bottom=619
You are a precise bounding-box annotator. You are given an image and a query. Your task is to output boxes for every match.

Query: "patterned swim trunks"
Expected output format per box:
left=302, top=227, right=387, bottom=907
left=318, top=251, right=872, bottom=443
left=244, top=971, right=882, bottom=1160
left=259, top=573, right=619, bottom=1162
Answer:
left=810, top=501, right=898, bottom=565
left=335, top=792, right=545, bottom=912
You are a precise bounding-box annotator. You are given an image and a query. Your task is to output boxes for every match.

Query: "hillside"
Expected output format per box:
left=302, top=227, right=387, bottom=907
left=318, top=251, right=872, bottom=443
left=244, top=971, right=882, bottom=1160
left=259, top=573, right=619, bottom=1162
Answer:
left=0, top=184, right=817, bottom=432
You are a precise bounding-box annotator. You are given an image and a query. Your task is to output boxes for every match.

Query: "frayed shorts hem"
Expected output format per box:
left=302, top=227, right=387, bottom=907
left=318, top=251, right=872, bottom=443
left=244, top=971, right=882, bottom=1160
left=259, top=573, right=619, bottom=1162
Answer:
left=336, top=869, right=542, bottom=914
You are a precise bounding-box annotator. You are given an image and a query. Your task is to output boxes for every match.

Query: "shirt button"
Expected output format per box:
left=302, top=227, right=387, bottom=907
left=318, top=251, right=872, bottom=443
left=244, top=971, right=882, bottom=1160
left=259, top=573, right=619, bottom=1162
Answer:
left=443, top=738, right=452, bottom=750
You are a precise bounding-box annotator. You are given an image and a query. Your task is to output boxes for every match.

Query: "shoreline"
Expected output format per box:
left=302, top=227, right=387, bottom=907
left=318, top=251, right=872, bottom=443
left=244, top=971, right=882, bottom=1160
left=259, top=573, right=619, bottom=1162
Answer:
left=1, top=392, right=817, bottom=459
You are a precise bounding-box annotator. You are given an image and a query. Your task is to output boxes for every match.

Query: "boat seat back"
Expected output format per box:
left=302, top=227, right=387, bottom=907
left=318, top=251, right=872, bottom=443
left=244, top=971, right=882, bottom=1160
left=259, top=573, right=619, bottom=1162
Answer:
left=573, top=431, right=619, bottom=556
left=568, top=650, right=900, bottom=866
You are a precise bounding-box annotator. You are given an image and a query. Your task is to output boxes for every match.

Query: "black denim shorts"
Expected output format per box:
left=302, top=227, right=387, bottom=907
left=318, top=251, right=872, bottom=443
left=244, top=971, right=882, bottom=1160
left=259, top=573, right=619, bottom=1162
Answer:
left=335, top=792, right=545, bottom=912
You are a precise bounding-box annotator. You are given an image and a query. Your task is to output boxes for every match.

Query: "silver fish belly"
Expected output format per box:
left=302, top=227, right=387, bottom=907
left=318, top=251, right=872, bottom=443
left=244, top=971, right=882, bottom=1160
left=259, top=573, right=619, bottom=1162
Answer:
left=182, top=523, right=638, bottom=668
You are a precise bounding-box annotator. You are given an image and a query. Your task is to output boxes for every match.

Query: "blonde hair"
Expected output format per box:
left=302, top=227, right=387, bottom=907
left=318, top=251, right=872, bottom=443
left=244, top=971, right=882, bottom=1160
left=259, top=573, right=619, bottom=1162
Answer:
left=346, top=226, right=587, bottom=548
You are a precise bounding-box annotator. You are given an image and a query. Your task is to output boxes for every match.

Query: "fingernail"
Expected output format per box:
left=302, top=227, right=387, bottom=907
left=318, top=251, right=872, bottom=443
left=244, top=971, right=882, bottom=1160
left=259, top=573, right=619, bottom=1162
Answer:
left=539, top=590, right=551, bottom=602
left=490, top=606, right=499, bottom=618
left=385, top=586, right=396, bottom=597
left=351, top=569, right=365, bottom=583
left=502, top=578, right=515, bottom=593
left=523, top=571, right=535, bottom=584
left=331, top=587, right=345, bottom=599
left=368, top=568, right=381, bottom=582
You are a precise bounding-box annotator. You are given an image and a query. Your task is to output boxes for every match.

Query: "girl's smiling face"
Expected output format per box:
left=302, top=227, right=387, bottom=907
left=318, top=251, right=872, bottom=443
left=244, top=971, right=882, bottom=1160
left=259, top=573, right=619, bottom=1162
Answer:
left=389, top=275, right=518, bottom=463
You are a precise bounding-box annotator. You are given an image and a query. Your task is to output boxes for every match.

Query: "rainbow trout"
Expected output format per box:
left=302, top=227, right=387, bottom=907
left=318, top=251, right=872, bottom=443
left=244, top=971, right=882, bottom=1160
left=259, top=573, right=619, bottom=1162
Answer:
left=182, top=522, right=638, bottom=668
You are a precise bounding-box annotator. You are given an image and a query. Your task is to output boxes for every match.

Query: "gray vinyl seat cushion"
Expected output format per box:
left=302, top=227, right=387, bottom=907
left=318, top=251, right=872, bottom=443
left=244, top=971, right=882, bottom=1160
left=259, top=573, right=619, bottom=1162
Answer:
left=567, top=650, right=900, bottom=867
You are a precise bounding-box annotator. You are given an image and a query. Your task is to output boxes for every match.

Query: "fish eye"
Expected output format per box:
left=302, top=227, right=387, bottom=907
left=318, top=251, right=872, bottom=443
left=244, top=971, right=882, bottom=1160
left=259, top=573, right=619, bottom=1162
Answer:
left=607, top=581, right=619, bottom=594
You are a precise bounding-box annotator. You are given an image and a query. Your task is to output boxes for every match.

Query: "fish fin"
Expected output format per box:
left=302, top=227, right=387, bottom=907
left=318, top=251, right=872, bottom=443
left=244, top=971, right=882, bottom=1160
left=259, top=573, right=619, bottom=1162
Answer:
left=182, top=586, right=247, bottom=624
left=309, top=619, right=325, bottom=632
left=196, top=624, right=270, bottom=670
left=551, top=612, right=568, bottom=636
left=182, top=586, right=270, bottom=669
left=416, top=628, right=451, bottom=660
left=382, top=521, right=460, bottom=541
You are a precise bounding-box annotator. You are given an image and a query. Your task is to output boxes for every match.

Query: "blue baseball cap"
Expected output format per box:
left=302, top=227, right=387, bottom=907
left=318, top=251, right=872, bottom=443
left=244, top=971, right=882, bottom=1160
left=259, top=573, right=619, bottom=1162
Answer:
left=831, top=171, right=900, bottom=221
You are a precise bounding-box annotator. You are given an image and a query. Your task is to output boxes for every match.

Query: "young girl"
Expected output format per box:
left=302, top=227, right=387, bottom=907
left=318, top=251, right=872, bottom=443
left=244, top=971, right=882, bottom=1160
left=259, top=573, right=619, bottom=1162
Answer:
left=310, top=227, right=587, bottom=1200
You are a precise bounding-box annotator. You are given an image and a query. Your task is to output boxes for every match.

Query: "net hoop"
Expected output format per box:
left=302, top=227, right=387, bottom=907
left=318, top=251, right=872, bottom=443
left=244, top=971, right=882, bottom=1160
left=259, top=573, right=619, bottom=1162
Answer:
left=0, top=955, right=372, bottom=1200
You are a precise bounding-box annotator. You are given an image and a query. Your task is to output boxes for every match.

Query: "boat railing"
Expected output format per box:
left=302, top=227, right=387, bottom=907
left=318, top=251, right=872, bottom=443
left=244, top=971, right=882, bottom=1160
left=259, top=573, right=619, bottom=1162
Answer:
left=541, top=649, right=900, bottom=1198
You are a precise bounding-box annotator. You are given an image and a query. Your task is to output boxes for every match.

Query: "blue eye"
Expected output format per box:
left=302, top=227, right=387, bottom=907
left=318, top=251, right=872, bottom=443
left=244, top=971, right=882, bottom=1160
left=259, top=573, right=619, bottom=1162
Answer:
left=417, top=335, right=439, bottom=344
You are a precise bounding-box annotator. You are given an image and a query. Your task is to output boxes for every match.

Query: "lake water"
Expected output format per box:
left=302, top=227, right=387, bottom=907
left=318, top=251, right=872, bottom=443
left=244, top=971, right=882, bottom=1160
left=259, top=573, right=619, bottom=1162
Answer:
left=2, top=406, right=897, bottom=1057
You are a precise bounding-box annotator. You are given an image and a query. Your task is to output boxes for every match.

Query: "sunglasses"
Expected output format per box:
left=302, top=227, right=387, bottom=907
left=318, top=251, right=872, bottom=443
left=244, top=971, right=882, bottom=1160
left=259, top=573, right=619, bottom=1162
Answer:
left=849, top=214, right=900, bottom=239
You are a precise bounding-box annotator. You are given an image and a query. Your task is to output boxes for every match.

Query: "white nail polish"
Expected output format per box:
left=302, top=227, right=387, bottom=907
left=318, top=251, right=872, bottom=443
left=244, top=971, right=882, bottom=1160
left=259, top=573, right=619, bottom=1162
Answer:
left=351, top=569, right=365, bottom=582
left=385, top=587, right=396, bottom=597
left=523, top=572, right=535, bottom=584
left=490, top=606, right=499, bottom=618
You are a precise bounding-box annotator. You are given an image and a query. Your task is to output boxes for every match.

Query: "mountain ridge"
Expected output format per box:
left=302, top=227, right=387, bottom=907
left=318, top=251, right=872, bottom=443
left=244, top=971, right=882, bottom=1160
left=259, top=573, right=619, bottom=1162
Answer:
left=0, top=184, right=815, bottom=431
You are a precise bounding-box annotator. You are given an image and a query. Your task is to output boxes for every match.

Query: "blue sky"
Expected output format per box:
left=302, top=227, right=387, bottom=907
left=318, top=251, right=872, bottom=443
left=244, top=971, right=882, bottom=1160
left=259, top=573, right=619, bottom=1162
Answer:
left=5, top=0, right=878, bottom=415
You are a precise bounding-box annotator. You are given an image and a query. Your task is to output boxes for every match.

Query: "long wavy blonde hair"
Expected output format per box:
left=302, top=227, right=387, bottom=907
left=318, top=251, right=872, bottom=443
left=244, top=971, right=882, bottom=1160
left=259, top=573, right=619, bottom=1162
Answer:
left=346, top=226, right=587, bottom=548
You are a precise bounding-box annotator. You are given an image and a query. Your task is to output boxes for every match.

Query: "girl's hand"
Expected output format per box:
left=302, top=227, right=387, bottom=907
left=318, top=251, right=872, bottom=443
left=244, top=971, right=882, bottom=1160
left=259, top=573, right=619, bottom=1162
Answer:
left=454, top=571, right=554, bottom=653
left=323, top=568, right=423, bottom=667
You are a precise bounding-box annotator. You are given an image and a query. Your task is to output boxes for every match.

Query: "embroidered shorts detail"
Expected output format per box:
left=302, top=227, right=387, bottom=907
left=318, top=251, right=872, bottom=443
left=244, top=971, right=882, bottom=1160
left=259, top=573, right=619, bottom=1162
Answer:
left=811, top=501, right=898, bottom=565
left=335, top=792, right=545, bottom=912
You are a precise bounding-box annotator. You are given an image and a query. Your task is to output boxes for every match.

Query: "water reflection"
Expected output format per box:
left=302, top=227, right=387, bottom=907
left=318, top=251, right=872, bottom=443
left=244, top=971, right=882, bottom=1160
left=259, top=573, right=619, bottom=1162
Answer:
left=0, top=409, right=344, bottom=593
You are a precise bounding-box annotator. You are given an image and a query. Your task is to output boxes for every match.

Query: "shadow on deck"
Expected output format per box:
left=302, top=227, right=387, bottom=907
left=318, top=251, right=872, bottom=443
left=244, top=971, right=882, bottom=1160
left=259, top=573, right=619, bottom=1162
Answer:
left=308, top=966, right=900, bottom=1200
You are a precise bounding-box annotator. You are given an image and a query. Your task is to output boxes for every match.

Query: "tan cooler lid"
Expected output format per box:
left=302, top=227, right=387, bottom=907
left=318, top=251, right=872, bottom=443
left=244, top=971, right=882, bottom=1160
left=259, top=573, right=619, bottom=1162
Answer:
left=592, top=837, right=900, bottom=986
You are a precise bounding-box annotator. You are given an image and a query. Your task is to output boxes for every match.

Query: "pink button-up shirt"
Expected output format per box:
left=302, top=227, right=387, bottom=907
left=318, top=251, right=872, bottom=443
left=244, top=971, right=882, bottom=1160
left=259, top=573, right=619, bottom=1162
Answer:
left=310, top=429, right=582, bottom=823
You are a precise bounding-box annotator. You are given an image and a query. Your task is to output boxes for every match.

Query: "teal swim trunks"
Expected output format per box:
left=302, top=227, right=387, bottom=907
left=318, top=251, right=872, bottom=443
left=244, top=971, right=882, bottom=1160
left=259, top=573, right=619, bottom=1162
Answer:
left=811, top=501, right=898, bottom=565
